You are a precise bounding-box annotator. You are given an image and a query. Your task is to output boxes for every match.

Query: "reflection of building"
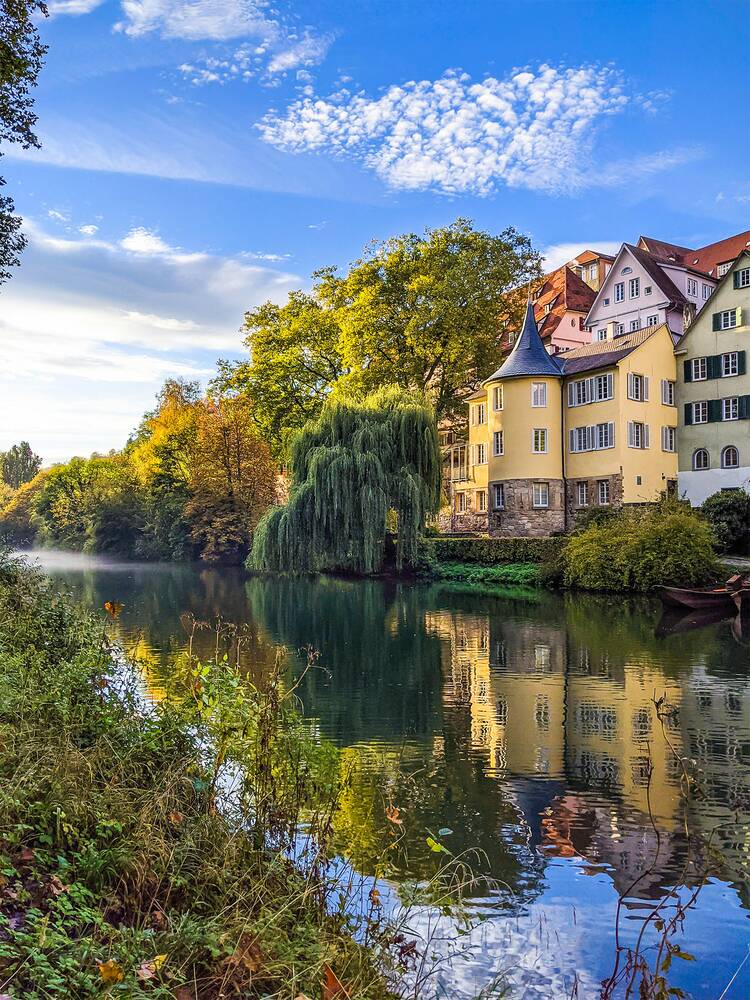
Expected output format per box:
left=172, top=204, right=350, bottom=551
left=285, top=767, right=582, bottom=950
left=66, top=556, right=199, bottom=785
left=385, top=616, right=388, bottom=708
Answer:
left=426, top=598, right=750, bottom=897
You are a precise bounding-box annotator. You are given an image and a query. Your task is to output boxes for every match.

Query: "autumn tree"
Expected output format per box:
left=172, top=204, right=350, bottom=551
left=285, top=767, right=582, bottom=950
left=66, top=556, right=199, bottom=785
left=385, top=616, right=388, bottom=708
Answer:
left=185, top=396, right=277, bottom=564
left=1, top=439, right=41, bottom=488
left=0, top=0, right=48, bottom=283
left=219, top=219, right=541, bottom=457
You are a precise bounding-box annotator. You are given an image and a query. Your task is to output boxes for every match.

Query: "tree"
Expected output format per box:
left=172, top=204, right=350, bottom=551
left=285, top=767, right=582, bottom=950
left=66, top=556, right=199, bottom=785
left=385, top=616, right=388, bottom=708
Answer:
left=219, top=219, right=541, bottom=458
left=0, top=0, right=48, bottom=284
left=1, top=440, right=41, bottom=488
left=701, top=489, right=750, bottom=554
left=185, top=396, right=277, bottom=564
left=215, top=291, right=345, bottom=458
left=0, top=466, right=48, bottom=544
left=250, top=387, right=442, bottom=575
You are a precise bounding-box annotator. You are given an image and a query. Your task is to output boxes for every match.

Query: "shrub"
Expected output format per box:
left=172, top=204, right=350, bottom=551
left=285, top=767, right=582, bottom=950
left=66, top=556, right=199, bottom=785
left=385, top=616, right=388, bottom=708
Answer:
left=562, top=501, right=719, bottom=592
left=430, top=561, right=540, bottom=586
left=423, top=535, right=566, bottom=566
left=700, top=489, right=750, bottom=554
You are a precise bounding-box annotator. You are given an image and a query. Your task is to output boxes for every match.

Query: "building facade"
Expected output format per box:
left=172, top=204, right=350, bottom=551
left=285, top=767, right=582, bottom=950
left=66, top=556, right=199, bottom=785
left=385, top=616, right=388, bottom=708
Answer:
left=676, top=250, right=750, bottom=505
left=448, top=305, right=678, bottom=536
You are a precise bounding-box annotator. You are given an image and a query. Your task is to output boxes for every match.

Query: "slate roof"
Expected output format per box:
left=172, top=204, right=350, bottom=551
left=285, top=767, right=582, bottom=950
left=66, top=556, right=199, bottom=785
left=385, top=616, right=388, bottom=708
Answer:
left=487, top=302, right=563, bottom=381
left=559, top=325, right=667, bottom=376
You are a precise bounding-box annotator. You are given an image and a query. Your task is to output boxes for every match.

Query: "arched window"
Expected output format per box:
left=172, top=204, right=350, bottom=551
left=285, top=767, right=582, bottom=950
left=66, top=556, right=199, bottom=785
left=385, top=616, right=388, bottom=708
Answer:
left=722, top=446, right=739, bottom=469
left=693, top=448, right=710, bottom=471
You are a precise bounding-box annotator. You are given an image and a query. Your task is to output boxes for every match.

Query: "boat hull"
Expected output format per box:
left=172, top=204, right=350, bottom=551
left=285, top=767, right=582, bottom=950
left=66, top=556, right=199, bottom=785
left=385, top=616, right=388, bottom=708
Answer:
left=655, top=586, right=739, bottom=611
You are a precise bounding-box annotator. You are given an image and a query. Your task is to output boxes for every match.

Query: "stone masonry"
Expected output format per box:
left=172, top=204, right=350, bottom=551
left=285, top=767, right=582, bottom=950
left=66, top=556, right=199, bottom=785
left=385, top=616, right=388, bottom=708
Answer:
left=488, top=479, right=566, bottom=537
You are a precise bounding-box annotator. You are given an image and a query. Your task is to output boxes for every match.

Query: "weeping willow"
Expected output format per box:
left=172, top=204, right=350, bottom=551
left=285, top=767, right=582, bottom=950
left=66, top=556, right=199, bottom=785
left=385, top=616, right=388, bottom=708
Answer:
left=250, top=387, right=442, bottom=574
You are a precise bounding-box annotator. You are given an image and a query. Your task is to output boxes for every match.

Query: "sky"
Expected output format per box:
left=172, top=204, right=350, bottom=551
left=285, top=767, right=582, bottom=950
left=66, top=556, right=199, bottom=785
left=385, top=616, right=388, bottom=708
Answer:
left=1, top=0, right=748, bottom=463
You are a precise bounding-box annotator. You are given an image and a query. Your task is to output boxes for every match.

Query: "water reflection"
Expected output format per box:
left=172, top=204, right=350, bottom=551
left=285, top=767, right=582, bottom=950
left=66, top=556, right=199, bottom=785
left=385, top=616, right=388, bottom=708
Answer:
left=22, top=551, right=750, bottom=997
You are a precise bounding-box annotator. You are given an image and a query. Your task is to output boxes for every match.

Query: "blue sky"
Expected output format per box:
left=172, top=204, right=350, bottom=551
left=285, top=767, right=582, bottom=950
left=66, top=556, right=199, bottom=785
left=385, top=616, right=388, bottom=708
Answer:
left=2, top=0, right=748, bottom=462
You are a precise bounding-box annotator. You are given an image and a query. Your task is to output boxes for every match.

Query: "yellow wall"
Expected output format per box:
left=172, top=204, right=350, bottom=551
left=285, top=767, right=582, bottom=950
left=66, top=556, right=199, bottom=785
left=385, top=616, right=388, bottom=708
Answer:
left=485, top=376, right=564, bottom=482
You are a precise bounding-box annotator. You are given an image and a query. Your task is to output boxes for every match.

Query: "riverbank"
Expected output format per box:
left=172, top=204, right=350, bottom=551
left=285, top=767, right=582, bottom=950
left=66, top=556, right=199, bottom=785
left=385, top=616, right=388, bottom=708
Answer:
left=0, top=555, right=396, bottom=999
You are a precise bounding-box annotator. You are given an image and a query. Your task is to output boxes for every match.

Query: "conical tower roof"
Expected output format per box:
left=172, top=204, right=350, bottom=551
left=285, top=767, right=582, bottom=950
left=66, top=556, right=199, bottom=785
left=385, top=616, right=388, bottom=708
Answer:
left=486, top=302, right=563, bottom=381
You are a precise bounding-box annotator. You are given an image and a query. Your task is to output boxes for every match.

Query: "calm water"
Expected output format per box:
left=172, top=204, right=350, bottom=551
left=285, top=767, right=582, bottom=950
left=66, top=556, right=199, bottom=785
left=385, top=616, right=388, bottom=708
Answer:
left=17, top=550, right=750, bottom=999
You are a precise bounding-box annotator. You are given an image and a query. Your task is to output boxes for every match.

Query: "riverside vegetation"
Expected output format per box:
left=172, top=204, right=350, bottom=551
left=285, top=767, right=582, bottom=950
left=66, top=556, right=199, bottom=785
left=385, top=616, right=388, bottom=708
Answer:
left=0, top=553, right=404, bottom=999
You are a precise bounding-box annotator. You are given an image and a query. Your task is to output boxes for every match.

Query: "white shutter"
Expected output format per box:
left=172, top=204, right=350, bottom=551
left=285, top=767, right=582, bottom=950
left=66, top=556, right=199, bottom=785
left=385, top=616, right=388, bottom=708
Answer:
left=627, top=373, right=634, bottom=399
left=569, top=429, right=575, bottom=452
left=643, top=377, right=650, bottom=401
left=661, top=426, right=667, bottom=451
left=644, top=424, right=650, bottom=449
left=661, top=379, right=667, bottom=404
left=567, top=383, right=575, bottom=407
left=627, top=421, right=634, bottom=448
left=608, top=422, right=615, bottom=448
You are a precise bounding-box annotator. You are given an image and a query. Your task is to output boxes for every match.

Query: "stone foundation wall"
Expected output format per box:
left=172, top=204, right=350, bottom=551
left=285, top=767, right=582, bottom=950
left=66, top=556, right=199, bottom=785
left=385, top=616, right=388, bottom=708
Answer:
left=488, top=479, right=566, bottom=537
left=437, top=510, right=489, bottom=535
left=566, top=472, right=624, bottom=524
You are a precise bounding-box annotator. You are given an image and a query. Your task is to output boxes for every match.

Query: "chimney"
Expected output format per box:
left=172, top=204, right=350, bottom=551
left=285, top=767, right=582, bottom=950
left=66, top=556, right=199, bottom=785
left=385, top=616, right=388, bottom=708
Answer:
left=606, top=321, right=617, bottom=341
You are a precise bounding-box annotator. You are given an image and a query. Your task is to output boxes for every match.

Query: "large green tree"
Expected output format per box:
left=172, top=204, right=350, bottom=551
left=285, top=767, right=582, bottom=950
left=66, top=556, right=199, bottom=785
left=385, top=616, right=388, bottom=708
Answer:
left=250, top=387, right=442, bottom=575
left=0, top=0, right=47, bottom=283
left=218, top=219, right=541, bottom=457
left=1, top=439, right=41, bottom=488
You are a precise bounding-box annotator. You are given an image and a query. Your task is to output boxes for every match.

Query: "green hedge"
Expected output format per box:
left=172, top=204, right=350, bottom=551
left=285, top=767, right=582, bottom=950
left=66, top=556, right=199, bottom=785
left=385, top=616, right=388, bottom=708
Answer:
left=431, top=561, right=540, bottom=586
left=423, top=535, right=567, bottom=565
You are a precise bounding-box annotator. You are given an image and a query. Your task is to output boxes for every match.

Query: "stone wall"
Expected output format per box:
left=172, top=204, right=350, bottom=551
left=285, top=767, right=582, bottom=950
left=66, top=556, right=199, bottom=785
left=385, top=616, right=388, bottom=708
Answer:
left=437, top=510, right=489, bottom=535
left=566, top=472, right=624, bottom=525
left=488, top=479, right=566, bottom=537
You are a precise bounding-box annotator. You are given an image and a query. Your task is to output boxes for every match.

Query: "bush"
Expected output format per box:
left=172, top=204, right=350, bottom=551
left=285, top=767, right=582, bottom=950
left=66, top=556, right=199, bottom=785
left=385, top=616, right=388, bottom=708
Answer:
left=423, top=535, right=567, bottom=566
left=701, top=490, right=750, bottom=554
left=430, top=561, right=540, bottom=586
left=562, top=500, right=719, bottom=592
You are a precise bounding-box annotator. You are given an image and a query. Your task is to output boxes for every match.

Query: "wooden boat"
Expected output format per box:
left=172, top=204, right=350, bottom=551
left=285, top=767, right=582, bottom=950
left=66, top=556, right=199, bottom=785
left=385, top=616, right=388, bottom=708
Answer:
left=655, top=585, right=741, bottom=611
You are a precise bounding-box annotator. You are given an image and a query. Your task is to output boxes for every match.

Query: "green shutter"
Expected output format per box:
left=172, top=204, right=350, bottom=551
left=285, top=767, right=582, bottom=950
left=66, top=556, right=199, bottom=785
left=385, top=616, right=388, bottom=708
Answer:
left=706, top=355, right=716, bottom=379
left=739, top=351, right=747, bottom=376
left=708, top=399, right=722, bottom=422
left=684, top=403, right=693, bottom=425
left=740, top=395, right=750, bottom=420
left=684, top=360, right=693, bottom=382
left=712, top=312, right=721, bottom=331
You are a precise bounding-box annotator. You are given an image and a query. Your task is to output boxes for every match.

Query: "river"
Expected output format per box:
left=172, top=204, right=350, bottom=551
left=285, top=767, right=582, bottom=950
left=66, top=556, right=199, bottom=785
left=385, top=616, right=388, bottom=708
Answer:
left=15, top=549, right=750, bottom=999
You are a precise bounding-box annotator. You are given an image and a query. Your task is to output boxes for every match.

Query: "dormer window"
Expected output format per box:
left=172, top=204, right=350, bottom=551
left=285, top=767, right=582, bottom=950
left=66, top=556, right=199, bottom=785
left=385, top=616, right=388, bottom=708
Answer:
left=621, top=266, right=633, bottom=274
left=717, top=262, right=731, bottom=277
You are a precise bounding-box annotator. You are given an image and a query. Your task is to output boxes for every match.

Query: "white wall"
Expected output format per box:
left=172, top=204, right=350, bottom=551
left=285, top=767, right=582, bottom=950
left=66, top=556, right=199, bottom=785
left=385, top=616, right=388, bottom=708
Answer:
left=679, top=467, right=750, bottom=506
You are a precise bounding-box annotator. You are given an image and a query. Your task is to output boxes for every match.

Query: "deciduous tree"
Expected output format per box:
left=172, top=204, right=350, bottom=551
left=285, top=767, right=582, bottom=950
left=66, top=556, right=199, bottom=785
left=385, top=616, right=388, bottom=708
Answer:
left=0, top=440, right=41, bottom=488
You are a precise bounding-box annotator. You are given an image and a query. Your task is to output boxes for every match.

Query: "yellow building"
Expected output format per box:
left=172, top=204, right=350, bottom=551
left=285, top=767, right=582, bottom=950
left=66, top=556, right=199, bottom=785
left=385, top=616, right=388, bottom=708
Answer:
left=450, top=303, right=679, bottom=535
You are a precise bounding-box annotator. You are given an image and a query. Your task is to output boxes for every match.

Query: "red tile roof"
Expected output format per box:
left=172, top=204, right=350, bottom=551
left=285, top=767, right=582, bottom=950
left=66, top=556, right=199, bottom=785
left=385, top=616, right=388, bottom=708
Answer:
left=638, top=230, right=750, bottom=277
left=501, top=263, right=595, bottom=350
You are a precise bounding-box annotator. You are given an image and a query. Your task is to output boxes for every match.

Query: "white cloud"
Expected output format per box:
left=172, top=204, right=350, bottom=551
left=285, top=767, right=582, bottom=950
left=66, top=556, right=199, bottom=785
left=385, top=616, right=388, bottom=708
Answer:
left=240, top=250, right=292, bottom=262
left=47, top=208, right=69, bottom=222
left=0, top=220, right=302, bottom=462
left=266, top=32, right=334, bottom=74
left=79, top=224, right=99, bottom=236
left=542, top=241, right=622, bottom=271
left=115, top=0, right=275, bottom=41
left=178, top=29, right=334, bottom=86
left=47, top=0, right=105, bottom=15
left=258, top=64, right=685, bottom=196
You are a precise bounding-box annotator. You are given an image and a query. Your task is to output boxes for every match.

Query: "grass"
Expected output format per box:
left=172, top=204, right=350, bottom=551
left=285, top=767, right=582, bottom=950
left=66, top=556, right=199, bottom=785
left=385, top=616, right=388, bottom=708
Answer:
left=426, top=561, right=540, bottom=587
left=0, top=554, right=397, bottom=999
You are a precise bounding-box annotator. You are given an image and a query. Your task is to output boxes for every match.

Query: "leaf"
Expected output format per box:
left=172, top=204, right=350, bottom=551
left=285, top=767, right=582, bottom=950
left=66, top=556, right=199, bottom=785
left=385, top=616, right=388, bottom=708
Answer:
left=369, top=888, right=381, bottom=907
left=672, top=949, right=695, bottom=962
left=168, top=811, right=185, bottom=825
left=97, top=959, right=124, bottom=984
left=438, top=827, right=453, bottom=837
left=137, top=954, right=168, bottom=981
left=385, top=804, right=403, bottom=825
left=49, top=875, right=68, bottom=896
left=322, top=964, right=349, bottom=999
left=425, top=836, right=448, bottom=853
left=104, top=600, right=124, bottom=620
left=18, top=846, right=35, bottom=863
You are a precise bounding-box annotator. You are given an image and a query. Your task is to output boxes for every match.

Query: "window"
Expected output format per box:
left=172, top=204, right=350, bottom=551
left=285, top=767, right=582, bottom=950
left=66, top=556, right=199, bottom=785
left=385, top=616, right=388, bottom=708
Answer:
left=717, top=262, right=731, bottom=277
left=629, top=277, right=640, bottom=298
left=630, top=319, right=641, bottom=331
left=598, top=480, right=610, bottom=505
left=595, top=328, right=607, bottom=342
left=693, top=449, right=710, bottom=471
left=577, top=481, right=589, bottom=507
left=456, top=492, right=466, bottom=512
left=687, top=277, right=698, bottom=296
left=569, top=422, right=615, bottom=452
left=532, top=428, right=548, bottom=453
left=492, top=430, right=504, bottom=456
left=567, top=373, right=613, bottom=406
left=475, top=443, right=487, bottom=464
left=473, top=402, right=487, bottom=424
left=644, top=285, right=652, bottom=295
left=588, top=263, right=597, bottom=280
left=614, top=281, right=625, bottom=303
left=627, top=373, right=649, bottom=401
left=714, top=308, right=739, bottom=331
left=492, top=483, right=504, bottom=510
left=735, top=267, right=750, bottom=289
left=531, top=382, right=547, bottom=407
left=603, top=297, right=610, bottom=306
left=597, top=422, right=614, bottom=449
left=661, top=379, right=675, bottom=406
left=661, top=426, right=676, bottom=452
left=492, top=385, right=503, bottom=410
left=477, top=490, right=487, bottom=512
left=692, top=401, right=709, bottom=423
left=722, top=397, right=739, bottom=421
left=616, top=323, right=624, bottom=336
left=628, top=421, right=649, bottom=448
left=722, top=352, right=739, bottom=377
left=533, top=483, right=549, bottom=508
left=691, top=357, right=707, bottom=381
left=702, top=283, right=712, bottom=299
left=647, top=314, right=659, bottom=326
left=722, top=446, right=739, bottom=469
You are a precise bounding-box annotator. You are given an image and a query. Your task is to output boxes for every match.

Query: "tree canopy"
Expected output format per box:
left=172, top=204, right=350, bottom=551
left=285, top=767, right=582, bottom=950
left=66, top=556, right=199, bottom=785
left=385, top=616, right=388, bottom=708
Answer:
left=1, top=439, right=41, bottom=488
left=0, top=0, right=47, bottom=283
left=218, top=219, right=541, bottom=457
left=250, top=387, right=442, bottom=575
